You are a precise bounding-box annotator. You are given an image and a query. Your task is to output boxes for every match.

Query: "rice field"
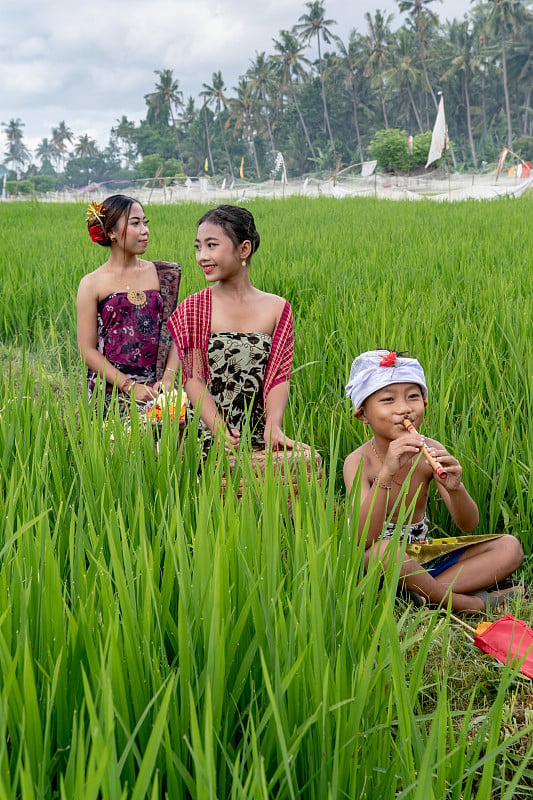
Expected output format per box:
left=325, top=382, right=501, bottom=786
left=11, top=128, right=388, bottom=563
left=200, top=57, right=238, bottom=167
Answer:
left=1, top=195, right=533, bottom=797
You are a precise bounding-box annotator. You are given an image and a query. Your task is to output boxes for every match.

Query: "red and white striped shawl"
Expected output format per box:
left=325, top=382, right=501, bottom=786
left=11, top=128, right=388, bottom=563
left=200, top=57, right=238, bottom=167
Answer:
left=166, top=287, right=293, bottom=406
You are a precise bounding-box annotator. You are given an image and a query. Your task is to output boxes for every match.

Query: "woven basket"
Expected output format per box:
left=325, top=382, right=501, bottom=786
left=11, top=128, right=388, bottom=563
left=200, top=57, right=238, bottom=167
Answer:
left=220, top=445, right=322, bottom=498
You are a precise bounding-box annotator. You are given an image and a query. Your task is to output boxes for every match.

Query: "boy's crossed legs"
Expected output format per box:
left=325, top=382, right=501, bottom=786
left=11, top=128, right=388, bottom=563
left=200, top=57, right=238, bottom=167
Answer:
left=367, top=534, right=524, bottom=613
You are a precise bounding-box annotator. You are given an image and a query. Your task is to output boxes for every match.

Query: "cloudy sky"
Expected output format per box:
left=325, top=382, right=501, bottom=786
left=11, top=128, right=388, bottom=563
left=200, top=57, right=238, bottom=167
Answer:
left=1, top=0, right=468, bottom=157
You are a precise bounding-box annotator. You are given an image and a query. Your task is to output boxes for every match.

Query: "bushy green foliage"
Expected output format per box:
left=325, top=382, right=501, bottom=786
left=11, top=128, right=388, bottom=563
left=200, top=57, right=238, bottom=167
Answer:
left=5, top=178, right=33, bottom=194
left=138, top=153, right=163, bottom=177
left=411, top=130, right=433, bottom=166
left=138, top=154, right=185, bottom=179
left=163, top=157, right=185, bottom=178
left=32, top=174, right=57, bottom=193
left=369, top=128, right=437, bottom=172
left=6, top=175, right=59, bottom=194
left=369, top=128, right=410, bottom=171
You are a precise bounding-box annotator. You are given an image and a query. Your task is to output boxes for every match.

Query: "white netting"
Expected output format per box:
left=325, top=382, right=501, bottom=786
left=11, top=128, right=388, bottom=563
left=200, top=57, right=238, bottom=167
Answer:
left=6, top=171, right=533, bottom=205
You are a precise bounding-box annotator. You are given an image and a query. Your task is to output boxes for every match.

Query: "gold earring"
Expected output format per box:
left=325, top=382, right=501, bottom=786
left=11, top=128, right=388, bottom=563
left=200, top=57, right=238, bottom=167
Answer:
left=110, top=233, right=116, bottom=242
left=242, top=260, right=247, bottom=267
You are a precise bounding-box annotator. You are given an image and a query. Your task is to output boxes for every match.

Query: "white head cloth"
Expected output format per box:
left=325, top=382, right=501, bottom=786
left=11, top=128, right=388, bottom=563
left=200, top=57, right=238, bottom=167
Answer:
left=345, top=350, right=428, bottom=410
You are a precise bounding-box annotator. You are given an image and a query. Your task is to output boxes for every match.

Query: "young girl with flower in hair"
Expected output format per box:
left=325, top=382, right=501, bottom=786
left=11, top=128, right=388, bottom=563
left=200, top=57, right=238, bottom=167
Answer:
left=167, top=204, right=296, bottom=454
left=344, top=349, right=524, bottom=613
left=77, top=194, right=181, bottom=410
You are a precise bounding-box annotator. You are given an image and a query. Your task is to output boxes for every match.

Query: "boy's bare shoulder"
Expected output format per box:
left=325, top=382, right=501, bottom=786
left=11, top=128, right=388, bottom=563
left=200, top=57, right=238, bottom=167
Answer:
left=344, top=443, right=365, bottom=463
left=343, top=444, right=366, bottom=475
left=343, top=444, right=370, bottom=494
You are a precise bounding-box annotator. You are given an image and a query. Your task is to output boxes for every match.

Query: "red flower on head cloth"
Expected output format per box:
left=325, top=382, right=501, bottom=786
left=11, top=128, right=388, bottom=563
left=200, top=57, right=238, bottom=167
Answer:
left=379, top=351, right=397, bottom=367
left=346, top=349, right=428, bottom=410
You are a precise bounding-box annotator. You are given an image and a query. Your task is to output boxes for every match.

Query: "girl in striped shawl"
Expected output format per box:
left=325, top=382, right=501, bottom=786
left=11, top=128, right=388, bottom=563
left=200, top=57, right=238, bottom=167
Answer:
left=167, top=205, right=294, bottom=453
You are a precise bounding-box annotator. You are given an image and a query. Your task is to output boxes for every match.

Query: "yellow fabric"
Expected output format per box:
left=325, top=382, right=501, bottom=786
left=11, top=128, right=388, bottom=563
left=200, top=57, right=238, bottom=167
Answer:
left=406, top=534, right=503, bottom=565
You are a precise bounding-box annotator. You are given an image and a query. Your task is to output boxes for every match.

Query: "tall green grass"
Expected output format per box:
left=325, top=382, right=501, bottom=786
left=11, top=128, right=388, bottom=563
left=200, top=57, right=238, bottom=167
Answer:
left=0, top=196, right=532, bottom=796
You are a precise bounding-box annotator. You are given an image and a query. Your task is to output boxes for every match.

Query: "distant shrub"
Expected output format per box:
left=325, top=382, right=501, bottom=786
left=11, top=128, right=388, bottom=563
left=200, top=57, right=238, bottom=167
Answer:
left=369, top=128, right=440, bottom=173
left=369, top=129, right=410, bottom=172
left=32, top=175, right=57, bottom=193
left=138, top=154, right=185, bottom=180
left=6, top=179, right=33, bottom=195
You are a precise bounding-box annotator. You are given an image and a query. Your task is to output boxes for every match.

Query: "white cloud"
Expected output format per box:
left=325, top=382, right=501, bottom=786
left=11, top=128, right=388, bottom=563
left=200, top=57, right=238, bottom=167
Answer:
left=1, top=0, right=468, bottom=155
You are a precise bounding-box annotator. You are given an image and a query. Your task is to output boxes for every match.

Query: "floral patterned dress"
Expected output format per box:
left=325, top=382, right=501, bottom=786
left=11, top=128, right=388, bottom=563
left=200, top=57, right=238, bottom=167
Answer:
left=195, top=332, right=272, bottom=453
left=87, top=290, right=163, bottom=405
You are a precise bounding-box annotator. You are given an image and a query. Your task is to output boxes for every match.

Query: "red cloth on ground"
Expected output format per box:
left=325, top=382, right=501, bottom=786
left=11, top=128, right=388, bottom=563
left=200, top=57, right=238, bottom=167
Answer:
left=474, top=614, right=533, bottom=679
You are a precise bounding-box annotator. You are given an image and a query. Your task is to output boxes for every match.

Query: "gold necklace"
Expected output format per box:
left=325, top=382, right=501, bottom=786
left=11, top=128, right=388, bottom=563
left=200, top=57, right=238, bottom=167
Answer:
left=126, top=288, right=147, bottom=307
left=121, top=260, right=147, bottom=307
left=368, top=439, right=413, bottom=487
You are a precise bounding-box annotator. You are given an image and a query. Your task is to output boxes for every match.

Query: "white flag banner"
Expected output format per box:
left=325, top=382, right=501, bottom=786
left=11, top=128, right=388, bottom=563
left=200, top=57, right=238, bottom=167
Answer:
left=273, top=152, right=288, bottom=183
left=425, top=95, right=447, bottom=167
left=361, top=160, right=377, bottom=177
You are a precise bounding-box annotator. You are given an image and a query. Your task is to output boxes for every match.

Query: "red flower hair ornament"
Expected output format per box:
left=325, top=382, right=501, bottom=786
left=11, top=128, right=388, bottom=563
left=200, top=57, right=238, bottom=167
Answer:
left=89, top=224, right=105, bottom=243
left=379, top=351, right=397, bottom=367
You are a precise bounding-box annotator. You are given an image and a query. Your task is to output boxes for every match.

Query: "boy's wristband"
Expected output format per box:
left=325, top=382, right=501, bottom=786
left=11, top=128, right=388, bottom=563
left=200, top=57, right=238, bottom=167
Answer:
left=373, top=475, right=392, bottom=491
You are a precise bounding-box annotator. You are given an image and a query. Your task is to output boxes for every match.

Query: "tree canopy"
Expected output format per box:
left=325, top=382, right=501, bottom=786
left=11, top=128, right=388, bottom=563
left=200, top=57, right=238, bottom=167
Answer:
left=3, top=0, right=532, bottom=188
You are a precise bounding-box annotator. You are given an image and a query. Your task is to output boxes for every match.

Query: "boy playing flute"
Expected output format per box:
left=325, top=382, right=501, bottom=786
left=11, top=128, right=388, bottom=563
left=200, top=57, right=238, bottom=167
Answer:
left=343, top=350, right=524, bottom=613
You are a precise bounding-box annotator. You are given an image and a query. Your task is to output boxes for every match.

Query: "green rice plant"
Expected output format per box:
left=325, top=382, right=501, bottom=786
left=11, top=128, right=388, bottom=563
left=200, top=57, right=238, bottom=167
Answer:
left=0, top=196, right=532, bottom=796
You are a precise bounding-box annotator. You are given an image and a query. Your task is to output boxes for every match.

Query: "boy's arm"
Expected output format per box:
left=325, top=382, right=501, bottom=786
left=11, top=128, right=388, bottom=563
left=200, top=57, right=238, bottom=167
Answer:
left=427, top=443, right=479, bottom=532
left=345, top=433, right=427, bottom=547
left=344, top=450, right=391, bottom=548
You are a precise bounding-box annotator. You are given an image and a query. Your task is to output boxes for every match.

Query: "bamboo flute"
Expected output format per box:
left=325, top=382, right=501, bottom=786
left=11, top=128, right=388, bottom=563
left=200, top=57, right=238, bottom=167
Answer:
left=402, top=418, right=448, bottom=479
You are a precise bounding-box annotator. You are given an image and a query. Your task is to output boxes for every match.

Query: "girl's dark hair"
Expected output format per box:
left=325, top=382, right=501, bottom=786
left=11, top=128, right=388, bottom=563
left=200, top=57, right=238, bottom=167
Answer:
left=198, top=205, right=260, bottom=256
left=87, top=194, right=142, bottom=248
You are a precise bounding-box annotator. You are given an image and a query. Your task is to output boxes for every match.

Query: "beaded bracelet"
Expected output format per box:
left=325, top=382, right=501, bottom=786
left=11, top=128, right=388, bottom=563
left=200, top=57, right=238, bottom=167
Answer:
left=372, top=475, right=392, bottom=491
left=122, top=378, right=135, bottom=394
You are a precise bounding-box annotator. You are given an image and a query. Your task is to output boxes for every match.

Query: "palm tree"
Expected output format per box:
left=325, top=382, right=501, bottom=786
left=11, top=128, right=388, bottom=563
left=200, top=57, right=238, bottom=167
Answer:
left=476, top=0, right=529, bottom=149
left=295, top=0, right=337, bottom=157
left=229, top=78, right=262, bottom=178
left=333, top=30, right=367, bottom=161
left=35, top=137, right=55, bottom=166
left=504, top=7, right=533, bottom=136
left=180, top=97, right=197, bottom=131
left=441, top=19, right=480, bottom=167
left=247, top=52, right=278, bottom=154
left=397, top=0, right=440, bottom=110
left=272, top=29, right=316, bottom=159
left=363, top=10, right=394, bottom=129
left=201, top=71, right=235, bottom=181
left=200, top=101, right=216, bottom=177
left=111, top=116, right=138, bottom=168
left=382, top=27, right=425, bottom=133
left=2, top=118, right=31, bottom=172
left=515, top=20, right=533, bottom=134
left=50, top=121, right=74, bottom=171
left=74, top=134, right=99, bottom=159
left=144, top=69, right=184, bottom=160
